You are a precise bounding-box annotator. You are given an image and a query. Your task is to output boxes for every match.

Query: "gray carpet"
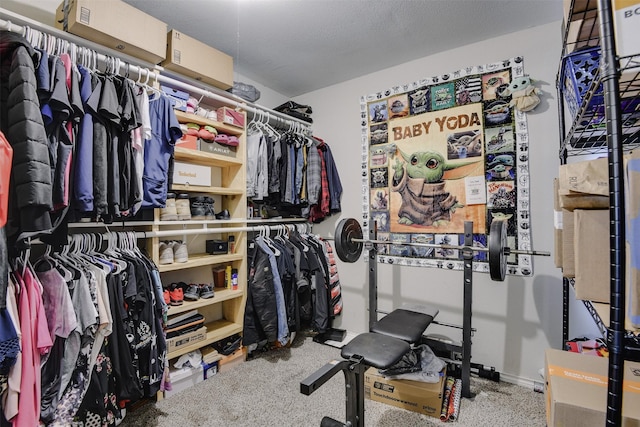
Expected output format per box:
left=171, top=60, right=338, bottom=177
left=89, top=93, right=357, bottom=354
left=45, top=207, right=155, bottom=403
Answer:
left=121, top=332, right=545, bottom=426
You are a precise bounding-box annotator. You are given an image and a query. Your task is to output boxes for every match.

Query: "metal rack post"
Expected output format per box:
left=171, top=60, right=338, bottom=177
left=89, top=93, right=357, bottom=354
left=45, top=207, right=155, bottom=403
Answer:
left=597, top=0, right=626, bottom=425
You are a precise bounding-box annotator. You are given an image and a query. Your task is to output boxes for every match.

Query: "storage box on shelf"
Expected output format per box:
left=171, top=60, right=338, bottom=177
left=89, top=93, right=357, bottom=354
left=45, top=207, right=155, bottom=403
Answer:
left=162, top=29, right=234, bottom=90
left=55, top=0, right=167, bottom=64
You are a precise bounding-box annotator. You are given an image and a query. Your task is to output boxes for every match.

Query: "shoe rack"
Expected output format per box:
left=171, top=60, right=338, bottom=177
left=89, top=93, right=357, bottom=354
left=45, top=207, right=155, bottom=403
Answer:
left=149, top=104, right=248, bottom=363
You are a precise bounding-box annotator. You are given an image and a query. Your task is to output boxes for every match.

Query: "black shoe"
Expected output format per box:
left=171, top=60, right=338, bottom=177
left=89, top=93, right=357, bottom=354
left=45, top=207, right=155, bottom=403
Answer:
left=215, top=209, right=230, bottom=220
left=190, top=197, right=206, bottom=220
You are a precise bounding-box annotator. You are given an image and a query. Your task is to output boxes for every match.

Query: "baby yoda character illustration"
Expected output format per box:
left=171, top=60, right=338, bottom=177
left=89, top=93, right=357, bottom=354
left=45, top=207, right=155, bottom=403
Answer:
left=500, top=75, right=541, bottom=112
left=391, top=149, right=479, bottom=226
left=372, top=190, right=388, bottom=210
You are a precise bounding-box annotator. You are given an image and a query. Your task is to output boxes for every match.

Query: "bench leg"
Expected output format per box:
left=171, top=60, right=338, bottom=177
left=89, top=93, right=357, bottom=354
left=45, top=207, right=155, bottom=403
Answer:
left=301, top=356, right=368, bottom=427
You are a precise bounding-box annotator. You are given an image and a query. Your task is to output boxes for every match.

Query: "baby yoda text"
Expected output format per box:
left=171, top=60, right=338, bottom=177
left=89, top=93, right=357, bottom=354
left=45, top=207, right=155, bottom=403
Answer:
left=392, top=112, right=481, bottom=141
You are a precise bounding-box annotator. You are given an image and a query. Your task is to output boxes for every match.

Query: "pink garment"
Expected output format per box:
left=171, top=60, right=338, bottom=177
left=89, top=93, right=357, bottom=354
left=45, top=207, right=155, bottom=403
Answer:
left=36, top=267, right=77, bottom=340
left=13, top=267, right=53, bottom=427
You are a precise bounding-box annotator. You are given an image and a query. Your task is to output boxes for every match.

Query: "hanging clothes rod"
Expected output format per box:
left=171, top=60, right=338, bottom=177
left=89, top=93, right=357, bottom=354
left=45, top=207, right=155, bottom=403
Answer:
left=31, top=222, right=314, bottom=245
left=0, top=8, right=312, bottom=131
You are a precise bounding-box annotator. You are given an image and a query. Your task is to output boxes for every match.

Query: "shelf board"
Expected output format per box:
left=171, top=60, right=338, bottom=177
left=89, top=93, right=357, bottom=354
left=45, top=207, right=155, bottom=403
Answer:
left=166, top=288, right=244, bottom=316
left=155, top=219, right=246, bottom=226
left=171, top=183, right=245, bottom=196
left=591, top=302, right=640, bottom=334
left=174, top=146, right=243, bottom=167
left=167, top=319, right=243, bottom=360
left=174, top=111, right=243, bottom=136
left=158, top=252, right=244, bottom=272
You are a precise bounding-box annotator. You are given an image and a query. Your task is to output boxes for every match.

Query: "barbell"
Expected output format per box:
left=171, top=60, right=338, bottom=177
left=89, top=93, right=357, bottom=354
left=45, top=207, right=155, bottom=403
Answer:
left=333, top=218, right=550, bottom=281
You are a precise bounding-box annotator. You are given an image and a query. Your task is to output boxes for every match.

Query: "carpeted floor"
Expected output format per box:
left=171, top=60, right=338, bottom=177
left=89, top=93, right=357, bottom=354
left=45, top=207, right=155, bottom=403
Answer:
left=121, top=332, right=545, bottom=426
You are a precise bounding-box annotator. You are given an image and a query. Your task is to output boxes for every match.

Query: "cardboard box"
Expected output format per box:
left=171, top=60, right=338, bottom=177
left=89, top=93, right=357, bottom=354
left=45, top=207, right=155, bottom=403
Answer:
left=172, top=161, right=211, bottom=187
left=574, top=209, right=609, bottom=303
left=562, top=209, right=575, bottom=278
left=614, top=0, right=640, bottom=58
left=217, top=107, right=246, bottom=128
left=559, top=157, right=609, bottom=197
left=364, top=367, right=445, bottom=417
left=545, top=349, right=640, bottom=426
left=176, top=134, right=199, bottom=151
left=166, top=326, right=207, bottom=354
left=162, top=30, right=233, bottom=90
left=200, top=140, right=238, bottom=158
left=162, top=85, right=189, bottom=112
left=219, top=347, right=246, bottom=372
left=164, top=364, right=204, bottom=398
left=563, top=0, right=593, bottom=23
left=55, top=0, right=166, bottom=64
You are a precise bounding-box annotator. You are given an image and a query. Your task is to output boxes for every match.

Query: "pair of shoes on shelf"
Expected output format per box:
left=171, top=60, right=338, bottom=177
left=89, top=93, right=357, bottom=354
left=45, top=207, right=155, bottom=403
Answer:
left=168, top=282, right=184, bottom=306
left=184, top=283, right=215, bottom=301
left=190, top=196, right=215, bottom=220
left=160, top=193, right=191, bottom=221
left=159, top=240, right=189, bottom=265
left=214, top=134, right=239, bottom=147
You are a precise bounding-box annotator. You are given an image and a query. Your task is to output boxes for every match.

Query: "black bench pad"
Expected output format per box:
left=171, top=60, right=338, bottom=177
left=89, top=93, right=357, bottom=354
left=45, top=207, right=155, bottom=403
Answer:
left=370, top=309, right=434, bottom=343
left=341, top=332, right=410, bottom=370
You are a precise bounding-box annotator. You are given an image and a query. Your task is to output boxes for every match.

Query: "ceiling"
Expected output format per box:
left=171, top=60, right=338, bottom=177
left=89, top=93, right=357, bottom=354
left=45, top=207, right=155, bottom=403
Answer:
left=5, top=0, right=564, bottom=98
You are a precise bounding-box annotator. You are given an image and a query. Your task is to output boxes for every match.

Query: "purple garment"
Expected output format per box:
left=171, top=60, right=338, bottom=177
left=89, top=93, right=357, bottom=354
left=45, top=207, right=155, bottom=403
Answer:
left=35, top=266, right=77, bottom=340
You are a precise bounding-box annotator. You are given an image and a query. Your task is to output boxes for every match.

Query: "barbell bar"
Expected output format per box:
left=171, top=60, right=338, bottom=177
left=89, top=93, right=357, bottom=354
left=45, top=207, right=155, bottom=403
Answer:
left=333, top=218, right=550, bottom=281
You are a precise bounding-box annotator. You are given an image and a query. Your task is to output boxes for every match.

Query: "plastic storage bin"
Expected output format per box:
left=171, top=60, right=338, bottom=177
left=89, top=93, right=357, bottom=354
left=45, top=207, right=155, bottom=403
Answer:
left=561, top=46, right=603, bottom=121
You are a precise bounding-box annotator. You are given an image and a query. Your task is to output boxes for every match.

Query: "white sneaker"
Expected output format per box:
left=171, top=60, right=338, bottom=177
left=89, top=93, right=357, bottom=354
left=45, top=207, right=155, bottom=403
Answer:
left=159, top=242, right=174, bottom=264
left=171, top=241, right=189, bottom=263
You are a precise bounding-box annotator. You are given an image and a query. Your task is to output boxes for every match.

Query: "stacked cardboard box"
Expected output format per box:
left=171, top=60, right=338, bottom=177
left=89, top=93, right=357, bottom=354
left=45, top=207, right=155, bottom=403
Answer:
left=546, top=349, right=640, bottom=426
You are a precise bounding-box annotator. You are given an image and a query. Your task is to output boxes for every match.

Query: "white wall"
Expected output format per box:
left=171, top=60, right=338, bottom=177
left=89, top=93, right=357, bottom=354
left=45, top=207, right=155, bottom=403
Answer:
left=295, top=21, right=600, bottom=384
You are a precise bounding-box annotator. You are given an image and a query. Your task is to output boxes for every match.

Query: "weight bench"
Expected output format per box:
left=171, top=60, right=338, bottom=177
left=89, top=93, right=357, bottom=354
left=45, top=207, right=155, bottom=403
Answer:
left=301, top=307, right=436, bottom=427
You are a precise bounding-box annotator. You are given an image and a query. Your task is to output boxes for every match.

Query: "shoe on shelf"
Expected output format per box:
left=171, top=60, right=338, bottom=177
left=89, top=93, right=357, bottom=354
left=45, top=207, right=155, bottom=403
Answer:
left=170, top=241, right=189, bottom=263
left=176, top=193, right=191, bottom=221
left=160, top=193, right=178, bottom=221
left=204, top=197, right=215, bottom=220
left=169, top=283, right=184, bottom=306
left=163, top=289, right=170, bottom=305
left=184, top=283, right=201, bottom=301
left=200, top=284, right=215, bottom=299
left=215, top=209, right=230, bottom=220
left=190, top=196, right=206, bottom=220
left=159, top=241, right=174, bottom=264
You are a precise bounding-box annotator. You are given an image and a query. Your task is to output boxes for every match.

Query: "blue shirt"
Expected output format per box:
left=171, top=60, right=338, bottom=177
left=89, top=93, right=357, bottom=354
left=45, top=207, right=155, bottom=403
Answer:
left=142, top=94, right=181, bottom=208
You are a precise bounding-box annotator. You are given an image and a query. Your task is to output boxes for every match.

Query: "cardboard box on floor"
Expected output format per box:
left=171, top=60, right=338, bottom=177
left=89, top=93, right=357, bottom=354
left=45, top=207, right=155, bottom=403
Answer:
left=162, top=30, right=233, bottom=90
left=545, top=349, right=640, bottom=426
left=364, top=367, right=446, bottom=418
left=55, top=0, right=167, bottom=64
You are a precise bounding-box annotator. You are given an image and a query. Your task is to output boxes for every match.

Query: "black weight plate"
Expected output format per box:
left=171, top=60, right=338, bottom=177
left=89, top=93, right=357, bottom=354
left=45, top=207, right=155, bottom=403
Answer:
left=335, top=218, right=363, bottom=263
left=489, top=219, right=507, bottom=281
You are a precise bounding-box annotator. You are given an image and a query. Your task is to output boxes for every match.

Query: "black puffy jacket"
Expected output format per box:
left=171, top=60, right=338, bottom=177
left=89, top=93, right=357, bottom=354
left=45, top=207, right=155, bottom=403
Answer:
left=243, top=244, right=279, bottom=347
left=0, top=32, right=53, bottom=243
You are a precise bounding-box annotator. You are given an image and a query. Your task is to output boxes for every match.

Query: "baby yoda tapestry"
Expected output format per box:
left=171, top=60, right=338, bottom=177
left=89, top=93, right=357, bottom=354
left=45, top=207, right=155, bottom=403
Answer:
left=360, top=57, right=533, bottom=277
